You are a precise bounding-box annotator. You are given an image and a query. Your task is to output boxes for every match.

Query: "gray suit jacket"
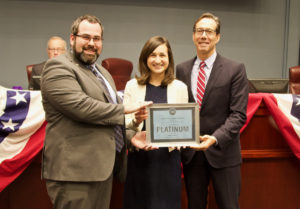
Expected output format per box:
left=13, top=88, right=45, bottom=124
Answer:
left=41, top=51, right=134, bottom=182
left=176, top=54, right=248, bottom=168
left=28, top=61, right=46, bottom=90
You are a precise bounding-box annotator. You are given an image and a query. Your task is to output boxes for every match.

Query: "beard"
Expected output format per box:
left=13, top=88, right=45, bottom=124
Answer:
left=73, top=41, right=100, bottom=65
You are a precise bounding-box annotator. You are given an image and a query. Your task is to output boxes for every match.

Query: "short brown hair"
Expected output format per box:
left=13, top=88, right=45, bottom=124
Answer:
left=136, top=36, right=175, bottom=86
left=193, top=12, right=221, bottom=34
left=71, top=14, right=103, bottom=38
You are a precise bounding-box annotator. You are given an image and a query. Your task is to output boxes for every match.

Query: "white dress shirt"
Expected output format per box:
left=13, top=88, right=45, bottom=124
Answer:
left=91, top=64, right=117, bottom=104
left=191, top=51, right=217, bottom=102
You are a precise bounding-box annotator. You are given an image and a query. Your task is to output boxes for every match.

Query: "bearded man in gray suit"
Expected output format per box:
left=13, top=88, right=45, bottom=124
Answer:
left=176, top=13, right=248, bottom=209
left=41, top=15, right=152, bottom=209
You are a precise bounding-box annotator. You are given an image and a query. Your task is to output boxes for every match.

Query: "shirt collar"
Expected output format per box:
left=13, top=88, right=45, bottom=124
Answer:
left=86, top=63, right=97, bottom=71
left=196, top=51, right=217, bottom=69
left=90, top=63, right=96, bottom=68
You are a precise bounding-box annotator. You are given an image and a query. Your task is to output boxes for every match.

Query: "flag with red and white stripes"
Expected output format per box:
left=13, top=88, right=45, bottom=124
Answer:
left=242, top=93, right=300, bottom=160
left=0, top=86, right=46, bottom=192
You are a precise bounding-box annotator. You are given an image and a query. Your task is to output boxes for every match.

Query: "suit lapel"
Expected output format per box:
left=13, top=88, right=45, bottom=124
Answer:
left=184, top=59, right=195, bottom=88
left=96, top=64, right=122, bottom=104
left=67, top=52, right=99, bottom=87
left=184, top=58, right=196, bottom=103
left=96, top=64, right=117, bottom=91
left=202, top=54, right=223, bottom=108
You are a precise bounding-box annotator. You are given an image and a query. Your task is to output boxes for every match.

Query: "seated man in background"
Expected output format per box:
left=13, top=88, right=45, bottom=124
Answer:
left=28, top=36, right=66, bottom=90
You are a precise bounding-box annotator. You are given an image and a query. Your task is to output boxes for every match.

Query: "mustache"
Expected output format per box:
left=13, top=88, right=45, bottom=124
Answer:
left=83, top=45, right=97, bottom=51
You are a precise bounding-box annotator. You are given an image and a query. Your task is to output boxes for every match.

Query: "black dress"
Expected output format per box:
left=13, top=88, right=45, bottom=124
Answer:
left=123, top=83, right=181, bottom=209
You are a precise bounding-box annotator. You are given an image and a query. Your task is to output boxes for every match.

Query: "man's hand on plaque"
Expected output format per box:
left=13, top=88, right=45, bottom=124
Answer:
left=189, top=135, right=217, bottom=151
left=124, top=101, right=153, bottom=114
left=131, top=131, right=158, bottom=151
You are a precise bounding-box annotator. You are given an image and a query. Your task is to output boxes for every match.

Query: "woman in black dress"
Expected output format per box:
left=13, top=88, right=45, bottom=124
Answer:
left=123, top=36, right=188, bottom=209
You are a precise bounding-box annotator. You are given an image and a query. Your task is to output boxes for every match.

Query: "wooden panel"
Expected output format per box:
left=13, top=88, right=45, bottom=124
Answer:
left=239, top=158, right=300, bottom=209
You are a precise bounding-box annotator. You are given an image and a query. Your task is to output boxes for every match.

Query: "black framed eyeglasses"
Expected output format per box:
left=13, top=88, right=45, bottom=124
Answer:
left=194, top=28, right=216, bottom=36
left=74, top=34, right=103, bottom=43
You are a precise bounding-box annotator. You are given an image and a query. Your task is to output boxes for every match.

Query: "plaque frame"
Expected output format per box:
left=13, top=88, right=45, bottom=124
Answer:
left=146, top=103, right=199, bottom=147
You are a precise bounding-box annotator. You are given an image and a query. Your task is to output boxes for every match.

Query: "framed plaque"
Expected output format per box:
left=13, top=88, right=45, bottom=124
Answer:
left=146, top=103, right=200, bottom=147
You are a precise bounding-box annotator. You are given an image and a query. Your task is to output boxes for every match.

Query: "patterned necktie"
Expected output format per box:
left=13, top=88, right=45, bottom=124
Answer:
left=89, top=65, right=124, bottom=152
left=197, top=61, right=206, bottom=109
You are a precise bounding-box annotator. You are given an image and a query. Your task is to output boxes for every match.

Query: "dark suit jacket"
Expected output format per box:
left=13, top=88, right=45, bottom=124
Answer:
left=176, top=54, right=248, bottom=168
left=41, top=51, right=134, bottom=182
left=28, top=61, right=46, bottom=90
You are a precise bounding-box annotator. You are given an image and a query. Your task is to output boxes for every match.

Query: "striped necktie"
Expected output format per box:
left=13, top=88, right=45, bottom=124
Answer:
left=197, top=61, right=206, bottom=109
left=89, top=65, right=124, bottom=152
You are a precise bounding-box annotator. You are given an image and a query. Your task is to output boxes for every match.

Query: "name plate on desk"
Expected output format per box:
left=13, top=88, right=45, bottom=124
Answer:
left=146, top=103, right=200, bottom=147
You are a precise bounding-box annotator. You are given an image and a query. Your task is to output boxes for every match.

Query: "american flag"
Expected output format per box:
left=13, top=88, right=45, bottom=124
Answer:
left=241, top=93, right=300, bottom=160
left=0, top=86, right=46, bottom=192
